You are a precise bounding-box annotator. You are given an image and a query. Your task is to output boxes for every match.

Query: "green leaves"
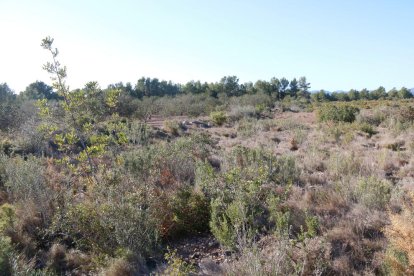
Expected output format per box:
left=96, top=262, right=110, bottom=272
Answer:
left=40, top=37, right=124, bottom=182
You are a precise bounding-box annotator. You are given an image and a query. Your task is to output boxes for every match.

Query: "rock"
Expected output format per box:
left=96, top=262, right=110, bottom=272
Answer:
left=271, top=136, right=281, bottom=143
left=191, top=120, right=210, bottom=128
left=153, top=130, right=170, bottom=139
left=207, top=156, right=221, bottom=171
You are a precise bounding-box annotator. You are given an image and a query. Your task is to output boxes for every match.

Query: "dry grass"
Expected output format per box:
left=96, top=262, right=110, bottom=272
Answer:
left=385, top=194, right=414, bottom=274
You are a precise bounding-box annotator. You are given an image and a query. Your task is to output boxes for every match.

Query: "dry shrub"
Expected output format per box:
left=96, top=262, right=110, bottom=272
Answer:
left=65, top=250, right=90, bottom=272
left=385, top=193, right=414, bottom=274
left=304, top=186, right=349, bottom=222
left=163, top=120, right=180, bottom=136
left=227, top=105, right=257, bottom=122
left=356, top=109, right=385, bottom=126
left=223, top=236, right=330, bottom=275
left=289, top=137, right=298, bottom=151
left=326, top=204, right=388, bottom=275
left=48, top=243, right=67, bottom=273
left=327, top=151, right=362, bottom=180
left=104, top=258, right=142, bottom=276
left=355, top=177, right=392, bottom=210
left=327, top=225, right=365, bottom=273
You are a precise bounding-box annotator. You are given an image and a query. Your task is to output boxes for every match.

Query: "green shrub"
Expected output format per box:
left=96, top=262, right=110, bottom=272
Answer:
left=210, top=111, right=227, bottom=126
left=4, top=157, right=53, bottom=216
left=199, top=148, right=301, bottom=250
left=318, top=105, right=359, bottom=123
left=207, top=154, right=273, bottom=249
left=168, top=188, right=210, bottom=237
left=359, top=122, right=377, bottom=137
left=270, top=155, right=300, bottom=186
left=163, top=120, right=180, bottom=136
left=0, top=139, right=14, bottom=156
left=355, top=177, right=392, bottom=210
left=0, top=236, right=12, bottom=275
left=0, top=204, right=15, bottom=275
left=163, top=248, right=195, bottom=275
left=210, top=186, right=260, bottom=249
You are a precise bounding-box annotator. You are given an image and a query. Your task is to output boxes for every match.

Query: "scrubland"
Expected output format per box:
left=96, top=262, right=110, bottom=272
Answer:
left=1, top=95, right=414, bottom=275
left=1, top=37, right=414, bottom=275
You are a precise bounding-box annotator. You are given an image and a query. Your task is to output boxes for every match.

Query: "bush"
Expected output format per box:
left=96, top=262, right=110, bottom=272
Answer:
left=228, top=105, right=258, bottom=122
left=355, top=177, right=392, bottom=210
left=209, top=169, right=265, bottom=249
left=318, top=105, right=359, bottom=123
left=163, top=120, right=180, bottom=136
left=270, top=155, right=300, bottom=186
left=385, top=194, right=414, bottom=274
left=204, top=147, right=298, bottom=249
left=167, top=188, right=210, bottom=237
left=359, top=123, right=377, bottom=137
left=4, top=157, right=52, bottom=215
left=327, top=152, right=362, bottom=180
left=398, top=105, right=414, bottom=123
left=0, top=236, right=12, bottom=275
left=0, top=203, right=15, bottom=275
left=356, top=109, right=385, bottom=126
left=162, top=248, right=195, bottom=275
left=210, top=111, right=227, bottom=126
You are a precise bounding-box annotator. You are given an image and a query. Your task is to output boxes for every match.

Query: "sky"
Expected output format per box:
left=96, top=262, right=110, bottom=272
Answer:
left=1, top=0, right=414, bottom=93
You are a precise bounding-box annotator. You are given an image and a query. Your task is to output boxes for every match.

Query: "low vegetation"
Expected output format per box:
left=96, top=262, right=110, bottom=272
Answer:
left=0, top=37, right=413, bottom=275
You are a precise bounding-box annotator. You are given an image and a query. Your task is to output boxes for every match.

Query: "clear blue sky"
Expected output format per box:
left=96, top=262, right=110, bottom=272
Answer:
left=1, top=0, right=413, bottom=92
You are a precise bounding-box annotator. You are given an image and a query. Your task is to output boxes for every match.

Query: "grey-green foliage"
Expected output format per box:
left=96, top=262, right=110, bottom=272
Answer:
left=328, top=152, right=362, bottom=180
left=318, top=105, right=359, bottom=123
left=228, top=105, right=258, bottom=122
left=101, top=198, right=159, bottom=256
left=204, top=147, right=298, bottom=249
left=209, top=167, right=266, bottom=250
left=355, top=177, right=392, bottom=210
left=269, top=155, right=300, bottom=185
left=124, top=133, right=212, bottom=183
left=0, top=83, right=22, bottom=131
left=53, top=176, right=159, bottom=258
left=125, top=120, right=151, bottom=146
left=4, top=157, right=50, bottom=206
left=0, top=204, right=14, bottom=275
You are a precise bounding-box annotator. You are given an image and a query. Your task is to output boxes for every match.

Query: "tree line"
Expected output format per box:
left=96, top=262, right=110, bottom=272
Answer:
left=2, top=76, right=412, bottom=104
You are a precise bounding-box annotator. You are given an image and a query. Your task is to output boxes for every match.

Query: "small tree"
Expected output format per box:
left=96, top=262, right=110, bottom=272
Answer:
left=298, top=76, right=311, bottom=99
left=39, top=37, right=125, bottom=183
